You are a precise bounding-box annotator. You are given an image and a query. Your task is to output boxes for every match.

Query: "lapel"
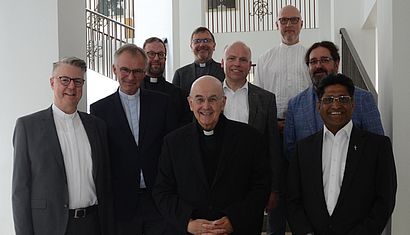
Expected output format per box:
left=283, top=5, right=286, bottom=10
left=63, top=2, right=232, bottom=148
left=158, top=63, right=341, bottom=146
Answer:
left=189, top=63, right=196, bottom=84
left=113, top=90, right=138, bottom=146
left=247, top=84, right=259, bottom=126
left=43, top=107, right=66, bottom=180
left=79, top=112, right=98, bottom=180
left=306, top=86, right=320, bottom=133
left=139, top=89, right=151, bottom=146
left=211, top=118, right=237, bottom=188
left=335, top=126, right=365, bottom=206
left=187, top=124, right=209, bottom=190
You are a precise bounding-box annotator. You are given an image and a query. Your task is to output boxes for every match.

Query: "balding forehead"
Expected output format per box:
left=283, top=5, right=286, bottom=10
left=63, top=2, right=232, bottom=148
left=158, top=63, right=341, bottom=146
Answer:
left=279, top=5, right=301, bottom=17
left=190, top=76, right=223, bottom=96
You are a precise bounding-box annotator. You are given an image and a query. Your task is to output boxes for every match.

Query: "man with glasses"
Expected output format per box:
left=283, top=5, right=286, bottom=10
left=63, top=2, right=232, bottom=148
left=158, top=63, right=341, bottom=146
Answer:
left=12, top=57, right=114, bottom=235
left=286, top=73, right=396, bottom=235
left=254, top=5, right=310, bottom=235
left=284, top=41, right=384, bottom=159
left=153, top=75, right=270, bottom=234
left=90, top=44, right=177, bottom=234
left=172, top=26, right=225, bottom=92
left=142, top=37, right=192, bottom=126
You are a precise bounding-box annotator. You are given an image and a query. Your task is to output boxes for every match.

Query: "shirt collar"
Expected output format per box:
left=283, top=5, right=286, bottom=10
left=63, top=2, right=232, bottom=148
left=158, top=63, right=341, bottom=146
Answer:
left=223, top=79, right=248, bottom=92
left=323, top=120, right=353, bottom=139
left=52, top=104, right=78, bottom=120
left=279, top=42, right=300, bottom=48
left=119, top=88, right=140, bottom=100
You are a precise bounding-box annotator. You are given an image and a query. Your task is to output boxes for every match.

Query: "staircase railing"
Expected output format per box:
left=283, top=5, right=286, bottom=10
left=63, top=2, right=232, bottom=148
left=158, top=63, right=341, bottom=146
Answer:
left=86, top=0, right=135, bottom=79
left=340, top=28, right=377, bottom=102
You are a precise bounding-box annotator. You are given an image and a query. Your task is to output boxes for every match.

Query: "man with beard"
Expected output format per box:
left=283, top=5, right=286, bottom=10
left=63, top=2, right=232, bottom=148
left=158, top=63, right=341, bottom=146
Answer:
left=284, top=41, right=384, bottom=159
left=254, top=5, right=310, bottom=235
left=142, top=37, right=191, bottom=126
left=172, top=27, right=225, bottom=92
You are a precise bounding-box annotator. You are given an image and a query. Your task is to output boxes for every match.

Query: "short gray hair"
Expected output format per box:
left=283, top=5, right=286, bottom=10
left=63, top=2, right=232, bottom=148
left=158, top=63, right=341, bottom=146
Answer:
left=52, top=57, right=87, bottom=73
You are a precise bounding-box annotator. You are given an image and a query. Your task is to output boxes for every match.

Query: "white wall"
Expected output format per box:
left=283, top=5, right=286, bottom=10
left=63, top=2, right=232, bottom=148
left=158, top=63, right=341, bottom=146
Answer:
left=0, top=0, right=85, bottom=233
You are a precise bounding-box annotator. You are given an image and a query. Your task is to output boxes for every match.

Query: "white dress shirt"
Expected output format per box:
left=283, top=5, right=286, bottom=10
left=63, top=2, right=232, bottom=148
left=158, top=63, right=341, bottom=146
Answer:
left=118, top=89, right=146, bottom=188
left=254, top=42, right=310, bottom=118
left=223, top=80, right=249, bottom=124
left=52, top=104, right=97, bottom=209
left=322, top=120, right=353, bottom=215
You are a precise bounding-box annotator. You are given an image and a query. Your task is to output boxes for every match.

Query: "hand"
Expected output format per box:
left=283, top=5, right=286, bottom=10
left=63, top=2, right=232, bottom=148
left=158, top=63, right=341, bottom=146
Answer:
left=277, top=120, right=285, bottom=134
left=202, top=216, right=233, bottom=235
left=187, top=219, right=213, bottom=235
left=266, top=192, right=279, bottom=210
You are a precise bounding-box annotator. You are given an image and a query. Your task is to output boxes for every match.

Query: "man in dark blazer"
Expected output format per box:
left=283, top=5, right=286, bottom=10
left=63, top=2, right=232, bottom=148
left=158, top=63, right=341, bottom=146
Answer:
left=142, top=37, right=192, bottom=126
left=286, top=74, right=397, bottom=235
left=90, top=45, right=177, bottom=234
left=153, top=75, right=271, bottom=234
left=172, top=26, right=225, bottom=92
left=12, top=57, right=114, bottom=235
left=221, top=41, right=283, bottom=221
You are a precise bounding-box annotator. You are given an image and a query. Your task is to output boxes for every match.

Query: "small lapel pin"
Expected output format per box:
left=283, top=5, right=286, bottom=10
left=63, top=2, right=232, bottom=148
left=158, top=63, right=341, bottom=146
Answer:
left=354, top=145, right=358, bottom=151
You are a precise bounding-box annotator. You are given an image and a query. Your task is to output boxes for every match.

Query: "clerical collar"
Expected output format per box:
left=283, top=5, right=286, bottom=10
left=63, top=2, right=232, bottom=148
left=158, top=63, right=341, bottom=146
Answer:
left=150, top=77, right=158, bottom=83
left=195, top=114, right=226, bottom=137
left=194, top=59, right=213, bottom=68
left=203, top=129, right=214, bottom=136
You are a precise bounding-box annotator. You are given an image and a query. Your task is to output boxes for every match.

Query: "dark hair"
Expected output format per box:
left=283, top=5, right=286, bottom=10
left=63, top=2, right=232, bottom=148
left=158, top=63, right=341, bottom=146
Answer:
left=143, top=37, right=167, bottom=54
left=305, top=41, right=340, bottom=66
left=317, top=73, right=355, bottom=99
left=190, top=26, right=215, bottom=42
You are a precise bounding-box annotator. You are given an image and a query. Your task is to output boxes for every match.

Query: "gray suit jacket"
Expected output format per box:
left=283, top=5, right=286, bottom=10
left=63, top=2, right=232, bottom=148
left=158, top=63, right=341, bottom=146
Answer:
left=172, top=59, right=225, bottom=92
left=248, top=83, right=282, bottom=192
left=12, top=107, right=114, bottom=235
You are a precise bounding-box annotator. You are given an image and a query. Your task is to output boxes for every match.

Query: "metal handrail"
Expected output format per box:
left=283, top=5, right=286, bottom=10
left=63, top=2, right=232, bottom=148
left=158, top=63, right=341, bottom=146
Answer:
left=340, top=28, right=378, bottom=102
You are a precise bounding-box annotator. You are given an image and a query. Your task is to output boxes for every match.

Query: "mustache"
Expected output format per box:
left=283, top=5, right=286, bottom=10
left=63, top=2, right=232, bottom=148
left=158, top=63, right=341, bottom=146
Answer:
left=313, top=68, right=328, bottom=75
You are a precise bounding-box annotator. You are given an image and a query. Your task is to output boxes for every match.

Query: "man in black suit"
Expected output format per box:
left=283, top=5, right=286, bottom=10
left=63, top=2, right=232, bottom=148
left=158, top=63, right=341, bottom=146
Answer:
left=221, top=41, right=283, bottom=218
left=12, top=57, right=114, bottom=235
left=172, top=26, right=225, bottom=92
left=142, top=37, right=191, bottom=126
left=90, top=44, right=177, bottom=234
left=153, top=75, right=271, bottom=234
left=286, top=74, right=397, bottom=235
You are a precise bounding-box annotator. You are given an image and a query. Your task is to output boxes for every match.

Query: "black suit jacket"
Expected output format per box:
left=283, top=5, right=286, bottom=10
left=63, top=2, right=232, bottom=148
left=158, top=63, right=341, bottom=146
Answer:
left=143, top=75, right=192, bottom=126
left=286, top=126, right=397, bottom=235
left=172, top=59, right=225, bottom=92
left=12, top=107, right=114, bottom=235
left=153, top=117, right=271, bottom=234
left=247, top=83, right=282, bottom=192
left=90, top=89, right=177, bottom=219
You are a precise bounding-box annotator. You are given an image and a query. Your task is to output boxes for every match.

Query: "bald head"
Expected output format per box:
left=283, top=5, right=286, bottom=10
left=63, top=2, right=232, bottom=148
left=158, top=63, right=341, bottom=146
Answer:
left=278, top=5, right=301, bottom=18
left=277, top=5, right=303, bottom=45
left=222, top=41, right=252, bottom=90
left=189, top=76, right=226, bottom=130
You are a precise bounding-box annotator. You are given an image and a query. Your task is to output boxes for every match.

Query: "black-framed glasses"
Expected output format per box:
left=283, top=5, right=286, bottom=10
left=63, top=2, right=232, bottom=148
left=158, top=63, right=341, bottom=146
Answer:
left=146, top=51, right=166, bottom=59
left=57, top=76, right=84, bottom=87
left=191, top=38, right=213, bottom=44
left=278, top=17, right=300, bottom=25
left=308, top=57, right=334, bottom=66
left=192, top=95, right=222, bottom=105
left=321, top=96, right=352, bottom=105
left=119, top=67, right=145, bottom=76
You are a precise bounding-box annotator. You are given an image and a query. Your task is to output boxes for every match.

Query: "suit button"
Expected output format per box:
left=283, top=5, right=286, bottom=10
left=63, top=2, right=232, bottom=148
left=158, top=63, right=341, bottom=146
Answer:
left=63, top=204, right=68, bottom=208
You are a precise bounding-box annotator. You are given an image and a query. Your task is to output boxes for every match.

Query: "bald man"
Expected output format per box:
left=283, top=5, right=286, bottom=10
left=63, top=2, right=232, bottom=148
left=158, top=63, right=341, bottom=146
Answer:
left=153, top=76, right=270, bottom=234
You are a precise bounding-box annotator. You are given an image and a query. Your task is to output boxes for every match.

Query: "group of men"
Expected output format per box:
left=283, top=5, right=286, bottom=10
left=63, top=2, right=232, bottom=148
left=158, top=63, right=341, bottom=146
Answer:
left=12, top=4, right=396, bottom=235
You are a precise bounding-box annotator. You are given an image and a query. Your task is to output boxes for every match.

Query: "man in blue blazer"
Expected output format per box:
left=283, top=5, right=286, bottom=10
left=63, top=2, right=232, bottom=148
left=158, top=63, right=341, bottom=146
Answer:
left=284, top=41, right=384, bottom=158
left=172, top=26, right=225, bottom=92
left=90, top=45, right=177, bottom=234
left=287, top=74, right=396, bottom=235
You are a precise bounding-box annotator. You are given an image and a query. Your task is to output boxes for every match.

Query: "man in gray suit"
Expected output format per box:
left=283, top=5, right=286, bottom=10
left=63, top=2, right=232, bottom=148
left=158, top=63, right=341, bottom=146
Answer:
left=221, top=41, right=283, bottom=219
left=172, top=26, right=225, bottom=92
left=12, top=57, right=114, bottom=235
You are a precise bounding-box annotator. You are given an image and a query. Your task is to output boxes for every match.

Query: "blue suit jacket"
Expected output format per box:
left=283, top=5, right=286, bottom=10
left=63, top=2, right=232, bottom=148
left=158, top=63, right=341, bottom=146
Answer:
left=284, top=86, right=384, bottom=159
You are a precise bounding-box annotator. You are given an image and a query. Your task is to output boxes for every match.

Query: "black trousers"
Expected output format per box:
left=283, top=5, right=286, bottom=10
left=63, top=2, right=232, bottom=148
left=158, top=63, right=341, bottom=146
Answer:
left=66, top=206, right=101, bottom=235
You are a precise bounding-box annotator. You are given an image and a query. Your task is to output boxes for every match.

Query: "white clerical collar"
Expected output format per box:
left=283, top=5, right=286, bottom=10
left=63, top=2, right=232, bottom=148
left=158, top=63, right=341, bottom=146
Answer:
left=119, top=88, right=140, bottom=100
left=52, top=104, right=77, bottom=120
left=279, top=42, right=300, bottom=48
left=203, top=129, right=214, bottom=136
left=149, top=77, right=158, bottom=83
left=199, top=63, right=206, bottom=67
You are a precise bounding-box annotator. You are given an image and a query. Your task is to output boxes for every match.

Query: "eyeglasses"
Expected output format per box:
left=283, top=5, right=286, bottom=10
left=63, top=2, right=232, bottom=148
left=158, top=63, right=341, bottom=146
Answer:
left=146, top=51, right=166, bottom=59
left=321, top=96, right=352, bottom=105
left=308, top=57, right=334, bottom=66
left=278, top=17, right=300, bottom=25
left=119, top=67, right=145, bottom=76
left=192, top=95, right=222, bottom=105
left=57, top=76, right=85, bottom=87
left=191, top=38, right=213, bottom=44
